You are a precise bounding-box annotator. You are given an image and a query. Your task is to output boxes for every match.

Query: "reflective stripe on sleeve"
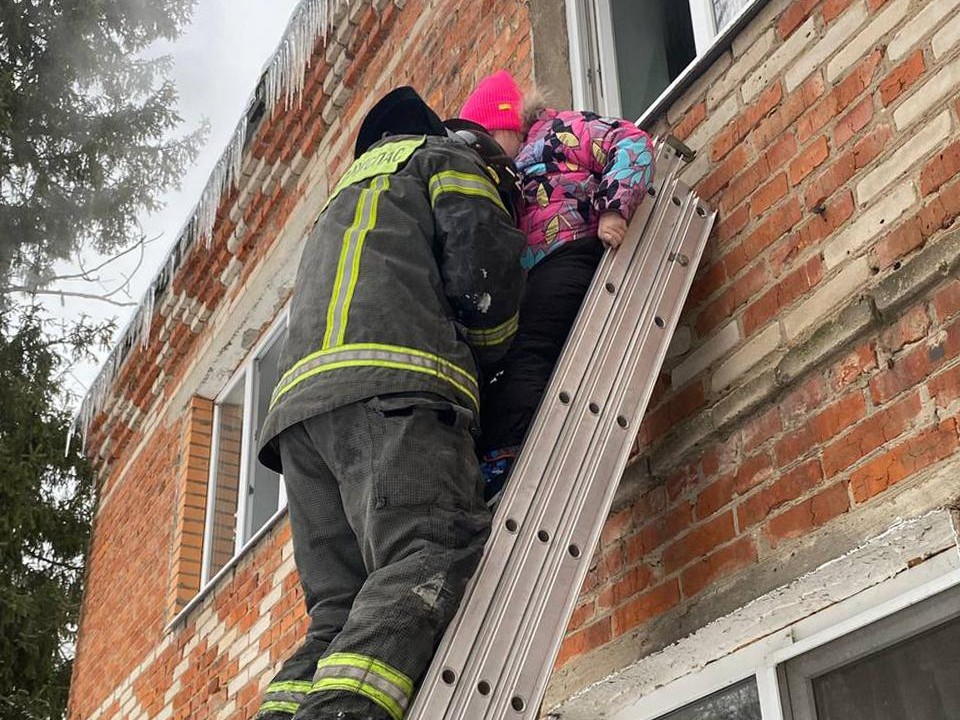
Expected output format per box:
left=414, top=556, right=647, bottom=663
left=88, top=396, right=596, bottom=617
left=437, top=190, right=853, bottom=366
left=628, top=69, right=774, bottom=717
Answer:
left=428, top=170, right=507, bottom=215
left=462, top=312, right=519, bottom=347
left=271, top=343, right=479, bottom=411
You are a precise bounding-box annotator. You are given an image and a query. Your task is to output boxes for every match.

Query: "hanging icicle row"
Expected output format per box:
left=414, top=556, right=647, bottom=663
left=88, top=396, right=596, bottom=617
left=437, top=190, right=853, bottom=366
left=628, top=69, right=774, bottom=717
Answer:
left=76, top=0, right=357, bottom=446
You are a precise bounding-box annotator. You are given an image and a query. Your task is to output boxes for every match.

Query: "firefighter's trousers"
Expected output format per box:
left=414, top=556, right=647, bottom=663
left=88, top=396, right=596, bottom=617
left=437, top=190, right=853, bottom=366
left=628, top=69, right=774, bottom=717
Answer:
left=256, top=393, right=491, bottom=720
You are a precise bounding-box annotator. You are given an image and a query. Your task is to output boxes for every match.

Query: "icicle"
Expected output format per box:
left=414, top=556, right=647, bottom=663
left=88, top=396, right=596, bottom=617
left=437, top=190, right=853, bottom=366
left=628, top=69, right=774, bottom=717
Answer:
left=76, top=0, right=352, bottom=446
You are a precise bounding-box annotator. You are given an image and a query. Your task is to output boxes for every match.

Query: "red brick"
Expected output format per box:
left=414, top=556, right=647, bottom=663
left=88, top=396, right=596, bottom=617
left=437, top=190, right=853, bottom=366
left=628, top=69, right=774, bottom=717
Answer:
left=755, top=74, right=825, bottom=150
left=850, top=419, right=959, bottom=503
left=880, top=49, right=926, bottom=107
left=834, top=95, right=874, bottom=148
left=804, top=124, right=892, bottom=209
left=636, top=501, right=694, bottom=555
left=723, top=199, right=803, bottom=278
left=680, top=536, right=758, bottom=598
left=696, top=452, right=774, bottom=519
left=765, top=482, right=850, bottom=546
left=776, top=392, right=867, bottom=466
left=674, top=101, right=707, bottom=141
left=797, top=50, right=881, bottom=144
left=781, top=374, right=828, bottom=426
left=933, top=280, right=960, bottom=322
left=597, top=565, right=653, bottom=610
left=920, top=138, right=960, bottom=197
left=929, top=364, right=960, bottom=410
left=695, top=262, right=767, bottom=336
left=724, top=156, right=770, bottom=212
left=822, top=393, right=922, bottom=476
left=642, top=380, right=706, bottom=442
left=789, top=136, right=830, bottom=185
left=555, top=617, right=611, bottom=668
left=773, top=190, right=855, bottom=276
left=751, top=173, right=789, bottom=216
left=823, top=0, right=857, bottom=22
left=868, top=0, right=890, bottom=9
left=870, top=341, right=945, bottom=405
left=687, top=259, right=728, bottom=308
left=738, top=459, right=823, bottom=529
left=872, top=215, right=924, bottom=270
left=832, top=342, right=878, bottom=391
left=610, top=581, right=681, bottom=636
left=715, top=203, right=752, bottom=250
left=712, top=82, right=783, bottom=162
left=601, top=507, right=634, bottom=548
left=879, top=305, right=931, bottom=354
left=778, top=0, right=819, bottom=38
left=743, top=255, right=822, bottom=335
left=700, top=144, right=751, bottom=200
left=662, top=512, right=736, bottom=573
left=742, top=406, right=783, bottom=452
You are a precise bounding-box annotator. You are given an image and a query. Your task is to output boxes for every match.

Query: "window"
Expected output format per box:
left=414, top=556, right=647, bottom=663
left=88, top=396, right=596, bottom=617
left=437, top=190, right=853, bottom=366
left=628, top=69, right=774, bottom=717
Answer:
left=659, top=678, right=762, bottom=720
left=780, top=585, right=960, bottom=720
left=201, top=317, right=288, bottom=583
left=566, top=0, right=756, bottom=121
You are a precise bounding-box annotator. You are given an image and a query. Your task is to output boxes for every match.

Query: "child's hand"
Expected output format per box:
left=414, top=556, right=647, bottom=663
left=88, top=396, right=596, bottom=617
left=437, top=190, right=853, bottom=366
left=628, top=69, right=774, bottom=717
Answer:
left=598, top=211, right=628, bottom=248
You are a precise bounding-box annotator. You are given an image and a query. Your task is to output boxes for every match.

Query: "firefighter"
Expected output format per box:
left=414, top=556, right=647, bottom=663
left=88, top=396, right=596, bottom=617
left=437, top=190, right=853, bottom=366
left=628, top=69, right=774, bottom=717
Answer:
left=253, top=86, right=526, bottom=720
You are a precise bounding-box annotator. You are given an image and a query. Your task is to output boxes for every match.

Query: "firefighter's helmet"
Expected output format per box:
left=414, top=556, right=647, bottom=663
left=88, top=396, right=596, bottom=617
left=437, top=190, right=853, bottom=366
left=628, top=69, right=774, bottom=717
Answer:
left=444, top=118, right=522, bottom=222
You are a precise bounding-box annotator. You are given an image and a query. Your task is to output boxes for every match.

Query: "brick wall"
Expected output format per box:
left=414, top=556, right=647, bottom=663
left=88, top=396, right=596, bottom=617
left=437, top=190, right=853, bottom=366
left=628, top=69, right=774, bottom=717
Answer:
left=69, top=1, right=533, bottom=718
left=71, top=0, right=960, bottom=717
left=548, top=0, right=960, bottom=698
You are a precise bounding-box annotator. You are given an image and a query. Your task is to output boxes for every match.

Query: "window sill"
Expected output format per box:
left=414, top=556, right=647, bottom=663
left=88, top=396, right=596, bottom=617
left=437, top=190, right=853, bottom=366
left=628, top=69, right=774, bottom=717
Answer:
left=166, top=504, right=289, bottom=632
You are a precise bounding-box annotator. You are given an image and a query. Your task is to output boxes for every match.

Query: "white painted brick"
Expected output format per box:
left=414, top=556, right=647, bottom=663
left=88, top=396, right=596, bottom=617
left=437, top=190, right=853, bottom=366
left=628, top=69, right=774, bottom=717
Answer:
left=786, top=4, right=867, bottom=91
left=216, top=699, right=238, bottom=720
left=709, top=29, right=776, bottom=109
left=669, top=51, right=732, bottom=121
left=894, top=55, right=960, bottom=130
left=227, top=667, right=250, bottom=697
left=248, top=614, right=272, bottom=644
left=259, top=584, right=283, bottom=613
left=672, top=321, right=742, bottom=388
left=742, top=17, right=816, bottom=102
left=824, top=182, right=916, bottom=268
left=933, top=9, right=960, bottom=57
left=155, top=705, right=173, bottom=720
left=783, top=257, right=872, bottom=340
left=711, top=324, right=781, bottom=392
left=828, top=0, right=910, bottom=81
left=732, top=0, right=791, bottom=57
left=220, top=257, right=243, bottom=287
left=679, top=148, right=710, bottom=187
left=666, top=325, right=693, bottom=358
left=686, top=94, right=739, bottom=152
left=247, top=650, right=272, bottom=681
left=858, top=111, right=952, bottom=203
left=889, top=0, right=960, bottom=60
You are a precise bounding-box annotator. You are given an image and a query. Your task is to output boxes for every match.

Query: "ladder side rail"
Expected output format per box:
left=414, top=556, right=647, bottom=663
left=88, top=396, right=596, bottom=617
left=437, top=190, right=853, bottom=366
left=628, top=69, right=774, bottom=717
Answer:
left=479, top=183, right=706, bottom=719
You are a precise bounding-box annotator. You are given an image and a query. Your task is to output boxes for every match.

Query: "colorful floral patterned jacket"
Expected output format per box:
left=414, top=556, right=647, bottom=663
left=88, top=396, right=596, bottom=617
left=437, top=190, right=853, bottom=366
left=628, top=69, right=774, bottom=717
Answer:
left=516, top=108, right=655, bottom=269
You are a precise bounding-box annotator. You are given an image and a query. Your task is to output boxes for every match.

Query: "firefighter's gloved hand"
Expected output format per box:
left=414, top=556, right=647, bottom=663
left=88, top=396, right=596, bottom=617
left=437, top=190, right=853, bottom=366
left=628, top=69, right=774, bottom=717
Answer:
left=598, top=211, right=628, bottom=248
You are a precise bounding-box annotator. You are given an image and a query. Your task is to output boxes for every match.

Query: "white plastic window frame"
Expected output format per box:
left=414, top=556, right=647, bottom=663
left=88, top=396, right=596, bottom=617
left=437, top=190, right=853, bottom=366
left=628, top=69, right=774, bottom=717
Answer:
left=609, top=551, right=960, bottom=720
left=565, top=0, right=759, bottom=122
left=199, top=311, right=289, bottom=588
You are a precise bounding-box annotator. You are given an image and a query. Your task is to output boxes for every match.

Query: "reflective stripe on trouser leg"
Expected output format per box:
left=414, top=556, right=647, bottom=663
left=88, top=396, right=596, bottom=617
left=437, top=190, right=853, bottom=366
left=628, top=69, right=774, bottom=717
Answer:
left=310, top=652, right=413, bottom=720
left=255, top=680, right=313, bottom=717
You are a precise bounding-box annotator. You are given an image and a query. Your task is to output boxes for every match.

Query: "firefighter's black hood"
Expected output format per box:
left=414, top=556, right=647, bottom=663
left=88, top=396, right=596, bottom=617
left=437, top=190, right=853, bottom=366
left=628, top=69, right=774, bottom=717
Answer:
left=354, top=86, right=446, bottom=158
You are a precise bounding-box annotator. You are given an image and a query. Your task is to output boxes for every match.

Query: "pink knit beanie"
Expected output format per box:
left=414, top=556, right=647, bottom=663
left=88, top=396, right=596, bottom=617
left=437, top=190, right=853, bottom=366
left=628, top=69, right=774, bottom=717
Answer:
left=460, top=70, right=523, bottom=132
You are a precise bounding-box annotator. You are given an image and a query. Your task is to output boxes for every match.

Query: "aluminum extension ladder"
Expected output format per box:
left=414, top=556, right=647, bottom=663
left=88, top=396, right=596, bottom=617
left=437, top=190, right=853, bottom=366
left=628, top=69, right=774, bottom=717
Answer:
left=407, top=139, right=716, bottom=720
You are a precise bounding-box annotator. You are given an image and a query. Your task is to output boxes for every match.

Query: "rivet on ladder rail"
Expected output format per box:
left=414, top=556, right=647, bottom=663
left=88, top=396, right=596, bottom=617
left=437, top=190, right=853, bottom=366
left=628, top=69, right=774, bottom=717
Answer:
left=441, top=669, right=456, bottom=685
left=672, top=196, right=681, bottom=206
left=654, top=316, right=665, bottom=328
left=605, top=282, right=616, bottom=294
left=568, top=544, right=582, bottom=558
left=676, top=253, right=689, bottom=266
left=537, top=529, right=550, bottom=543
left=505, top=518, right=519, bottom=533
left=477, top=680, right=491, bottom=695
left=588, top=402, right=600, bottom=414
left=559, top=391, right=571, bottom=404
left=617, top=416, right=628, bottom=428
left=512, top=696, right=526, bottom=712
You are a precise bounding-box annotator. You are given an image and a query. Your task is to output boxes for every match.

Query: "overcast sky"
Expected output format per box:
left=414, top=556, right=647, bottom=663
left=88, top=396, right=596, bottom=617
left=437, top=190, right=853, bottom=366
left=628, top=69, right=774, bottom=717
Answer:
left=50, top=0, right=302, bottom=401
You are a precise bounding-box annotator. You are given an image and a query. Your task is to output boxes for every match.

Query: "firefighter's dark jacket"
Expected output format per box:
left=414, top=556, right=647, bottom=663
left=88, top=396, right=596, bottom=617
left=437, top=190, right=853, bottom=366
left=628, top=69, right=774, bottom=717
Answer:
left=258, top=135, right=526, bottom=472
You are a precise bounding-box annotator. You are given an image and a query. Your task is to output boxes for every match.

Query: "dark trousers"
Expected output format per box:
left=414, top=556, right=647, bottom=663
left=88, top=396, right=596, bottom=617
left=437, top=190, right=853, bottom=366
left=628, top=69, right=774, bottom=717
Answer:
left=256, top=394, right=491, bottom=720
left=480, top=237, right=605, bottom=454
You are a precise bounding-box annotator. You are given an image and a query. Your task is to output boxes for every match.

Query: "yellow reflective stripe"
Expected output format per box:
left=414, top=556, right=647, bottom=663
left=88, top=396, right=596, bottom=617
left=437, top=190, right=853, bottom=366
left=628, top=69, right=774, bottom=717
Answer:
left=271, top=358, right=478, bottom=411
left=265, top=680, right=313, bottom=694
left=310, top=679, right=404, bottom=720
left=324, top=177, right=382, bottom=348
left=429, top=170, right=507, bottom=214
left=256, top=700, right=299, bottom=715
left=463, top=312, right=519, bottom=347
left=339, top=176, right=388, bottom=345
left=316, top=652, right=414, bottom=697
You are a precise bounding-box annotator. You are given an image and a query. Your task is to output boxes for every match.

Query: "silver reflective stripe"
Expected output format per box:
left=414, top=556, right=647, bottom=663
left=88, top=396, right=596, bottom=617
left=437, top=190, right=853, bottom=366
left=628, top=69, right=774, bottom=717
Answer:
left=312, top=663, right=409, bottom=713
left=270, top=343, right=479, bottom=410
left=261, top=690, right=307, bottom=705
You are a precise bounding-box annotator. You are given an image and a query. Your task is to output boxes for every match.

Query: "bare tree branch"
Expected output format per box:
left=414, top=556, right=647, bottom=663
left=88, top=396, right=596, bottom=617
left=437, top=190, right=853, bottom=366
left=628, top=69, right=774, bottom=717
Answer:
left=8, top=288, right=140, bottom=307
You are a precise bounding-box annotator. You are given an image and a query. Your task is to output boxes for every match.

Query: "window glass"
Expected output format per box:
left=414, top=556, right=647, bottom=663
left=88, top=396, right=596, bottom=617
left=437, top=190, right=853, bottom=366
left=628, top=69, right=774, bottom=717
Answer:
left=712, top=0, right=753, bottom=29
left=245, top=332, right=284, bottom=541
left=208, top=378, right=245, bottom=577
left=811, top=615, right=960, bottom=720
left=610, top=0, right=696, bottom=121
left=658, top=677, right=761, bottom=720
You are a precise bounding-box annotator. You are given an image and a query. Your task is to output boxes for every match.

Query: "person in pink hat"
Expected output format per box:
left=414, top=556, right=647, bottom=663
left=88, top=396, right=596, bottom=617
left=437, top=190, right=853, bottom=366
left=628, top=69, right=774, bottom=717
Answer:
left=460, top=70, right=656, bottom=505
